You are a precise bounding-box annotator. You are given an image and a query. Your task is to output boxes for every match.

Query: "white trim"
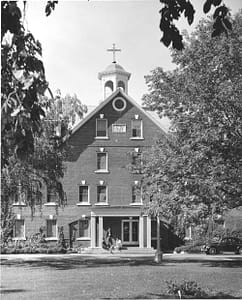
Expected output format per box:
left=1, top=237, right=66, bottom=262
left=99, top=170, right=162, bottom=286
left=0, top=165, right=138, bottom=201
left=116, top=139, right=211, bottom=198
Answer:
left=121, top=219, right=139, bottom=245
left=12, top=202, right=26, bottom=207
left=94, top=170, right=110, bottom=174
left=98, top=216, right=104, bottom=247
left=131, top=119, right=143, bottom=139
left=76, top=237, right=91, bottom=241
left=44, top=202, right=58, bottom=206
left=94, top=203, right=110, bottom=206
left=13, top=237, right=26, bottom=241
left=96, top=152, right=108, bottom=172
left=67, top=88, right=167, bottom=141
left=112, top=97, right=127, bottom=112
left=13, top=219, right=25, bottom=240
left=112, top=123, right=127, bottom=133
left=130, top=137, right=144, bottom=140
left=94, top=136, right=109, bottom=140
left=45, top=237, right=58, bottom=241
left=46, top=219, right=58, bottom=239
left=76, top=203, right=91, bottom=206
left=96, top=185, right=108, bottom=204
left=129, top=203, right=143, bottom=206
left=78, top=185, right=90, bottom=204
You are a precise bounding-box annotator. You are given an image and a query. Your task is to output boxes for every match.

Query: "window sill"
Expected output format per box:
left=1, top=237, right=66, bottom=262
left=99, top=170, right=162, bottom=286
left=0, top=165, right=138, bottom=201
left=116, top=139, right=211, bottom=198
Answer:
left=12, top=202, right=26, bottom=207
left=94, top=203, right=109, bottom=206
left=13, top=237, right=26, bottom=241
left=44, top=202, right=58, bottom=206
left=130, top=137, right=144, bottom=140
left=130, top=203, right=143, bottom=206
left=76, top=237, right=91, bottom=241
left=76, top=203, right=91, bottom=206
left=94, top=170, right=110, bottom=174
left=94, top=136, right=109, bottom=140
left=45, top=237, right=58, bottom=241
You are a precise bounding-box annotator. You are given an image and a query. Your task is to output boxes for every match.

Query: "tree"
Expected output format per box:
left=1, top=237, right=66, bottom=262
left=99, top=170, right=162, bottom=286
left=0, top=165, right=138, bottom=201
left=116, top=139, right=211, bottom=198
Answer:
left=159, top=0, right=232, bottom=50
left=1, top=92, right=87, bottom=241
left=142, top=11, right=242, bottom=235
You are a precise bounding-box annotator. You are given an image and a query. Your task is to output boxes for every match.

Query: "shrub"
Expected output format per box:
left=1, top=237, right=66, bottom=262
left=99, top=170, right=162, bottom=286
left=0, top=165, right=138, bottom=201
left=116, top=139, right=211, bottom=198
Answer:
left=166, top=280, right=208, bottom=299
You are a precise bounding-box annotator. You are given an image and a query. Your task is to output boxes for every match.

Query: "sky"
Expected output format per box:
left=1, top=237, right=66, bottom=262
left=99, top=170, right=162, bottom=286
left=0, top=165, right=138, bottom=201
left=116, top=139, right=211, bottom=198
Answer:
left=26, top=0, right=242, bottom=106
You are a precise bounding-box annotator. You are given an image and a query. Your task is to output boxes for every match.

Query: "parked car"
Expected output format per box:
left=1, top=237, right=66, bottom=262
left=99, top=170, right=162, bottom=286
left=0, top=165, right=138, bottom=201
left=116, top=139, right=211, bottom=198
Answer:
left=202, top=237, right=242, bottom=255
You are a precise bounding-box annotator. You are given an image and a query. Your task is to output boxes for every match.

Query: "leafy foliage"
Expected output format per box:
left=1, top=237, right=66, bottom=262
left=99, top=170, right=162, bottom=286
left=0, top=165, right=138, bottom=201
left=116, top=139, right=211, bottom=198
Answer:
left=142, top=12, right=242, bottom=233
left=159, top=0, right=232, bottom=50
left=166, top=280, right=208, bottom=298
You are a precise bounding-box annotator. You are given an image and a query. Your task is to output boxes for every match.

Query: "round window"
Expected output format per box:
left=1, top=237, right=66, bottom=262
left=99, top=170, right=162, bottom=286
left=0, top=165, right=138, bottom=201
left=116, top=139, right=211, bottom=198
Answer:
left=112, top=97, right=127, bottom=112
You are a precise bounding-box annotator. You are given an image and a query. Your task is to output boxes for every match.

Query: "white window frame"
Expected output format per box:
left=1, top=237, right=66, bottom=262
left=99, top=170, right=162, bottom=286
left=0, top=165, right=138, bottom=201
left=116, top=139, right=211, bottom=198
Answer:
left=130, top=119, right=144, bottom=139
left=95, top=185, right=109, bottom=205
left=13, top=219, right=26, bottom=240
left=95, top=118, right=108, bottom=139
left=95, top=152, right=109, bottom=173
left=112, top=124, right=127, bottom=133
left=44, top=186, right=58, bottom=206
left=46, top=219, right=58, bottom=240
left=130, top=184, right=143, bottom=206
left=77, top=185, right=91, bottom=206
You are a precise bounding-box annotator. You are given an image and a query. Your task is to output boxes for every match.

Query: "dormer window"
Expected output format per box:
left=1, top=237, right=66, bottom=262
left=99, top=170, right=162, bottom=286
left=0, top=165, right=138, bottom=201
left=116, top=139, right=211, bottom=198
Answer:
left=131, top=119, right=143, bottom=139
left=96, top=119, right=108, bottom=138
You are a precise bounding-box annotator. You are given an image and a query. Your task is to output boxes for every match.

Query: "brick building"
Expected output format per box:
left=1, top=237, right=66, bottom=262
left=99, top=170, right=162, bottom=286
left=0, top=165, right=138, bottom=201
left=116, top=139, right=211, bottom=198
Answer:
left=12, top=58, right=177, bottom=252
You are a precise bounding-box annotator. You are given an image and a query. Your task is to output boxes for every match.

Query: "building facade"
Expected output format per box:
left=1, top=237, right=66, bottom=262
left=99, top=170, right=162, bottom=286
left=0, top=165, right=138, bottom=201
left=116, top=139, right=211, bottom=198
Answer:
left=12, top=60, right=174, bottom=251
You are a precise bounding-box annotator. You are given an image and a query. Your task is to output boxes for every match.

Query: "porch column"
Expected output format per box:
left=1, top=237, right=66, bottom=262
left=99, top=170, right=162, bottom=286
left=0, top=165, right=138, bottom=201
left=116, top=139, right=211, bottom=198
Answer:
left=139, top=215, right=144, bottom=248
left=147, top=215, right=151, bottom=248
left=98, top=216, right=103, bottom=248
left=90, top=214, right=96, bottom=248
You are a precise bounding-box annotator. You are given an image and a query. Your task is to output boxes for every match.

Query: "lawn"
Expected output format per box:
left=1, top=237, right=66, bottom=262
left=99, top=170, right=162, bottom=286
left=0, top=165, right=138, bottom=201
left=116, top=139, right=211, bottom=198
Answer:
left=1, top=254, right=242, bottom=299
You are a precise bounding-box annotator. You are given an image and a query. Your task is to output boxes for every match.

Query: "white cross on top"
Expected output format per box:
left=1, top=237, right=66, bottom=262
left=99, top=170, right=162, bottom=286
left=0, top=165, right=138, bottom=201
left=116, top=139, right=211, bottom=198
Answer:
left=107, top=43, right=121, bottom=63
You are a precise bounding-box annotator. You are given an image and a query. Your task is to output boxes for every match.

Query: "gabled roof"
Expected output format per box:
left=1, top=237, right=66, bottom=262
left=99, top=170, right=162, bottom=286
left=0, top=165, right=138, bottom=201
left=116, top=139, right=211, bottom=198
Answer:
left=70, top=88, right=169, bottom=137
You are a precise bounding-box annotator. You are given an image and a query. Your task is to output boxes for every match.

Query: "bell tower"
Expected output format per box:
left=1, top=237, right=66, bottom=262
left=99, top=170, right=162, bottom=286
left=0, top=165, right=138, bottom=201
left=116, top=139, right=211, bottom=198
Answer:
left=98, top=44, right=131, bottom=100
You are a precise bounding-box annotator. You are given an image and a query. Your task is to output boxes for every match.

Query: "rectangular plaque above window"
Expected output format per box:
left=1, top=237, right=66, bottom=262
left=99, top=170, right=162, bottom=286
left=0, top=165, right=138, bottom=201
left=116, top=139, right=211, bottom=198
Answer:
left=112, top=124, right=126, bottom=133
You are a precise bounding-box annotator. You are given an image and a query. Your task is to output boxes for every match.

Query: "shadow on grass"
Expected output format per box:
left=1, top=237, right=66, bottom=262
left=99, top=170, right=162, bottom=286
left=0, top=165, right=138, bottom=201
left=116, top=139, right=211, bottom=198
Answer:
left=101, top=292, right=241, bottom=299
left=1, top=288, right=28, bottom=294
left=1, top=256, right=241, bottom=270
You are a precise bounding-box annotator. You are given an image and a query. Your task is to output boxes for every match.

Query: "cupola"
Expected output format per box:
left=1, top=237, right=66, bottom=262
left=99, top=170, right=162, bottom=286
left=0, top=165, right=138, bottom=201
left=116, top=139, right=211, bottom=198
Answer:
left=98, top=44, right=131, bottom=100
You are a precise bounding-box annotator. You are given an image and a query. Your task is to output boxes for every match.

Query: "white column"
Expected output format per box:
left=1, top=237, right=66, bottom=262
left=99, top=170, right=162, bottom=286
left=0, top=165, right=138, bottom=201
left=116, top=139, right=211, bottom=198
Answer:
left=147, top=215, right=151, bottom=248
left=90, top=214, right=96, bottom=248
left=139, top=215, right=144, bottom=248
left=98, top=216, right=103, bottom=248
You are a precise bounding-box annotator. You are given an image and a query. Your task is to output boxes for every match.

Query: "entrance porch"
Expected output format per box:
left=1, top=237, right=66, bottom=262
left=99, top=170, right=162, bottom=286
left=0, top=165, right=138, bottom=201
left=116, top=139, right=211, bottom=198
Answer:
left=90, top=207, right=152, bottom=249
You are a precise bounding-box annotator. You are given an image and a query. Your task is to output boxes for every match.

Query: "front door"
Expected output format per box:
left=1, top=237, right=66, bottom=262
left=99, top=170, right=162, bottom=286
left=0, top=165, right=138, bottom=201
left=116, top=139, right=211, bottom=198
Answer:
left=122, top=220, right=139, bottom=245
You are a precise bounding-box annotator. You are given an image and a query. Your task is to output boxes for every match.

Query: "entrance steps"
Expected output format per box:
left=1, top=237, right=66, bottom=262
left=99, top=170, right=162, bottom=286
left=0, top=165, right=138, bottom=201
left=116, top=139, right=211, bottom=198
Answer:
left=79, top=246, right=155, bottom=255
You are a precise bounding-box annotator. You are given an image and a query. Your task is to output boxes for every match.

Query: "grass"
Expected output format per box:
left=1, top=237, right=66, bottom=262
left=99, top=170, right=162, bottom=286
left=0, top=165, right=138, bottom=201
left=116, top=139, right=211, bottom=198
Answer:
left=1, top=255, right=242, bottom=299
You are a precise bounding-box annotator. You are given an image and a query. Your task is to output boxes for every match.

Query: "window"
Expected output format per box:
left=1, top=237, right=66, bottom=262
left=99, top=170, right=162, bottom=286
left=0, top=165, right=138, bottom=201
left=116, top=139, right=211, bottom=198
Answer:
left=97, top=152, right=108, bottom=171
left=13, top=219, right=25, bottom=239
left=132, top=152, right=142, bottom=173
left=97, top=186, right=107, bottom=203
left=47, top=187, right=58, bottom=203
left=112, top=124, right=126, bottom=133
left=79, top=219, right=90, bottom=238
left=46, top=219, right=57, bottom=238
left=112, top=97, right=127, bottom=111
left=132, top=185, right=142, bottom=204
left=131, top=120, right=143, bottom=138
left=79, top=186, right=89, bottom=203
left=96, top=119, right=108, bottom=137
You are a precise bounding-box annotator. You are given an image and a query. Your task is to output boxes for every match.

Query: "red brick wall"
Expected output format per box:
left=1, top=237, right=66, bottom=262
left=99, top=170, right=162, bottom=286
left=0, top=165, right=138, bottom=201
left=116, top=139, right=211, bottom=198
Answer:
left=13, top=93, right=165, bottom=244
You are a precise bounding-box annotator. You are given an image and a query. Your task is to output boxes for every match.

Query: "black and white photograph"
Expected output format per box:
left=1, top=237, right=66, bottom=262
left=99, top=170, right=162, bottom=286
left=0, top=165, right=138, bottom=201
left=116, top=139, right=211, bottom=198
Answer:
left=1, top=0, right=242, bottom=299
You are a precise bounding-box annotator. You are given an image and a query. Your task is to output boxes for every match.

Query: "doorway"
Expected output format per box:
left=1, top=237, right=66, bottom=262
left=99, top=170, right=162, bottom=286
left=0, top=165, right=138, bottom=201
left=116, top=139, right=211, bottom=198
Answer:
left=122, top=219, right=139, bottom=245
